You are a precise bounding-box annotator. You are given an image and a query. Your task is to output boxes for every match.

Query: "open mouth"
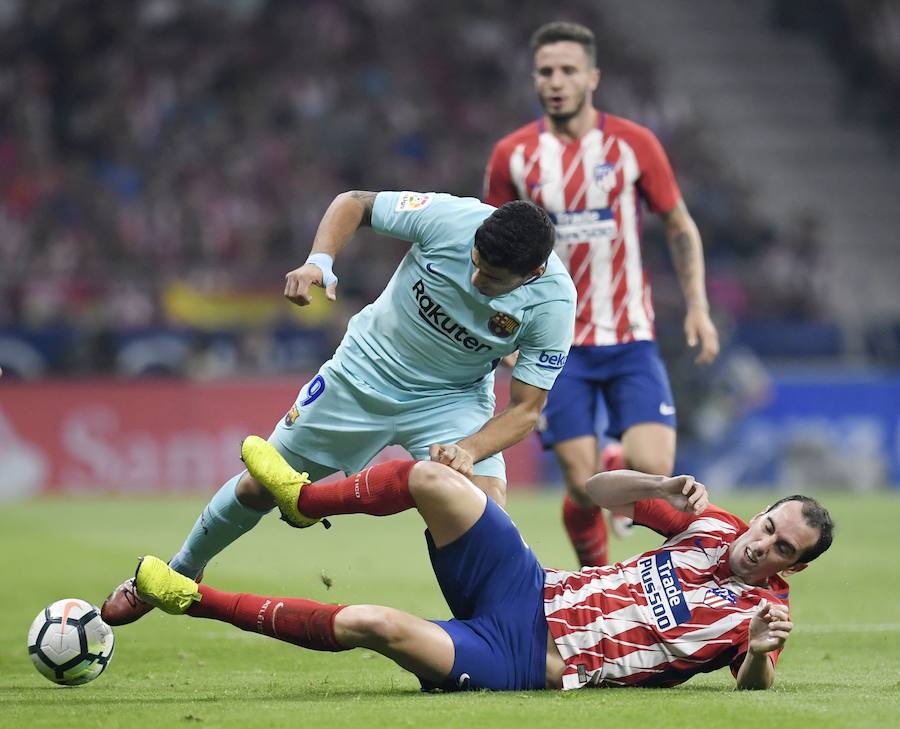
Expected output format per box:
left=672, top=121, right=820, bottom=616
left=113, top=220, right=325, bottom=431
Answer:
left=745, top=546, right=757, bottom=565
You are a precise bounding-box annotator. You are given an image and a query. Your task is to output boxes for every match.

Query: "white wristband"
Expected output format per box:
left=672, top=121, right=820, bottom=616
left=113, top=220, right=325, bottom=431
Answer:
left=305, top=253, right=338, bottom=287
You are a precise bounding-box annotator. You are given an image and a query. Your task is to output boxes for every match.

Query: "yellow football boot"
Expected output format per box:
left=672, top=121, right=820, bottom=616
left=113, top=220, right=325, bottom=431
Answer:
left=134, top=556, right=201, bottom=615
left=240, top=435, right=319, bottom=529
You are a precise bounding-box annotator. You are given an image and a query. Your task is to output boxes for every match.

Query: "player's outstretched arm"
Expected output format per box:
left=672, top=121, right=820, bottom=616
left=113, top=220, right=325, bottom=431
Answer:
left=659, top=200, right=720, bottom=365
left=431, top=378, right=547, bottom=478
left=735, top=599, right=791, bottom=690
left=284, top=190, right=378, bottom=306
left=586, top=471, right=708, bottom=518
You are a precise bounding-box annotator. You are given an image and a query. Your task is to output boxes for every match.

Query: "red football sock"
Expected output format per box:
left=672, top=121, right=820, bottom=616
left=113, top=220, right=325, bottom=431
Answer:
left=298, top=459, right=417, bottom=518
left=563, top=495, right=609, bottom=567
left=187, top=585, right=347, bottom=652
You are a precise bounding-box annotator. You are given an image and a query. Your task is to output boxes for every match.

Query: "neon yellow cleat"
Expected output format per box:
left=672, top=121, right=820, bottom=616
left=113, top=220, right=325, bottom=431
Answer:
left=134, top=556, right=201, bottom=615
left=240, top=435, right=318, bottom=529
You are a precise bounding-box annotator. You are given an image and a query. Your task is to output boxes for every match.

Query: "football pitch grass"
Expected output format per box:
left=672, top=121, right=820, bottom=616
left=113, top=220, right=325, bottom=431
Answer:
left=1, top=489, right=898, bottom=729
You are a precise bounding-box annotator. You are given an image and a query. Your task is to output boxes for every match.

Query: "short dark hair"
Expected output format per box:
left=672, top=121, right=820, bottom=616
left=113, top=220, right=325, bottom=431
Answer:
left=766, top=495, right=834, bottom=564
left=474, top=201, right=555, bottom=276
left=530, top=21, right=596, bottom=67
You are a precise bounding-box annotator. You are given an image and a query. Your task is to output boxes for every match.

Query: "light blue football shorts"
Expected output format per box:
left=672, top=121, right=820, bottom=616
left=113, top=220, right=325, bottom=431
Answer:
left=268, top=362, right=506, bottom=481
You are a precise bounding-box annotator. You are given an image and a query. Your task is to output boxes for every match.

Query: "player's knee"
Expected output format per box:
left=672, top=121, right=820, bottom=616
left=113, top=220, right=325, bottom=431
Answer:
left=558, top=462, right=594, bottom=495
left=234, top=472, right=276, bottom=511
left=409, top=460, right=469, bottom=501
left=339, top=606, right=406, bottom=647
left=625, top=452, right=674, bottom=477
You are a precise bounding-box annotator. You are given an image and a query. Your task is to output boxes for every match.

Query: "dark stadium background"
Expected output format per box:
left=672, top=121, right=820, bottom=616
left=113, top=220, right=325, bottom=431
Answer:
left=1, top=0, right=898, bottom=497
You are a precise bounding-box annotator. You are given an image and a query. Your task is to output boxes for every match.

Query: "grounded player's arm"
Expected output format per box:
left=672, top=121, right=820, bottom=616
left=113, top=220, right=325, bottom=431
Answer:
left=586, top=471, right=709, bottom=518
left=735, top=599, right=791, bottom=690
left=284, top=190, right=378, bottom=306
left=430, top=378, right=547, bottom=477
left=659, top=200, right=720, bottom=364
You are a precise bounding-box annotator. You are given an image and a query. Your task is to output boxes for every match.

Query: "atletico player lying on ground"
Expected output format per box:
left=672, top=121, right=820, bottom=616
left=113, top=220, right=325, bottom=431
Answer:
left=135, top=436, right=833, bottom=691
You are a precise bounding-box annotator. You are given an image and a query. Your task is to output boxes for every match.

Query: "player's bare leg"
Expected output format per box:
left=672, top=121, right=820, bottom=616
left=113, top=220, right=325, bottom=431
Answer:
left=471, top=474, right=507, bottom=508
left=407, top=461, right=487, bottom=547
left=599, top=442, right=634, bottom=538
left=554, top=434, right=610, bottom=567
left=234, top=470, right=277, bottom=511
left=620, top=422, right=676, bottom=476
left=335, top=605, right=455, bottom=682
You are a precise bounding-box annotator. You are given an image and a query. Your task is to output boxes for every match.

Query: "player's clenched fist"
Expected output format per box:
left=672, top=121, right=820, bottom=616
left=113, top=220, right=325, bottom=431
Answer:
left=659, top=474, right=708, bottom=514
left=429, top=443, right=475, bottom=478
left=748, top=599, right=793, bottom=655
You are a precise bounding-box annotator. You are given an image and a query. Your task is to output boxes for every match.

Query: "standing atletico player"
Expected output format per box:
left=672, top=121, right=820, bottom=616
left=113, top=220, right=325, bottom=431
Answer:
left=485, top=21, right=720, bottom=567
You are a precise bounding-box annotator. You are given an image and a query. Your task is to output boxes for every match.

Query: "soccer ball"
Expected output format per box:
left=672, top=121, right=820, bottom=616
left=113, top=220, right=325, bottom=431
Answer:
left=27, top=598, right=115, bottom=686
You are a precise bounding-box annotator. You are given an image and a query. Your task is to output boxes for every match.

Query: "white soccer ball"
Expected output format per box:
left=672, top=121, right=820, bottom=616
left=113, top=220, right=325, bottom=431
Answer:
left=27, top=598, right=115, bottom=686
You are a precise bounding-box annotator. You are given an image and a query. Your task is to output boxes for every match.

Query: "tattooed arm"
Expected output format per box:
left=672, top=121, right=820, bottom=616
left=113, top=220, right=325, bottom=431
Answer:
left=283, top=191, right=378, bottom=306
left=660, top=200, right=720, bottom=364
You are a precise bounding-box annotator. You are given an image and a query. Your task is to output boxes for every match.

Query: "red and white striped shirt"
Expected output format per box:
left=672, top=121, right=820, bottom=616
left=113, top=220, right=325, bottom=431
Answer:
left=485, top=114, right=681, bottom=346
left=543, top=501, right=790, bottom=689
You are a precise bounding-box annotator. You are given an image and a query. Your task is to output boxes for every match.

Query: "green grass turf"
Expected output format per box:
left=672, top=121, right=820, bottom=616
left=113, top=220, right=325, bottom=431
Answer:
left=1, top=489, right=898, bottom=729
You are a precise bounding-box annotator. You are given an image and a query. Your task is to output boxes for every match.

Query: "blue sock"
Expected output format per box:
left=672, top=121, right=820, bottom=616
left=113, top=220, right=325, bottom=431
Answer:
left=169, top=473, right=270, bottom=578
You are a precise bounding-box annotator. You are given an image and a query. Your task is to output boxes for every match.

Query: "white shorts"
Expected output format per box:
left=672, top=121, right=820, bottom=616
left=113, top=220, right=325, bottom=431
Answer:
left=268, top=362, right=506, bottom=481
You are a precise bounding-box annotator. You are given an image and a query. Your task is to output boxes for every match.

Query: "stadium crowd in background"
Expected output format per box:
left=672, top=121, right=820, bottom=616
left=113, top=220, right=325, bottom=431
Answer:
left=771, top=0, right=900, bottom=145
left=0, top=0, right=863, bottom=383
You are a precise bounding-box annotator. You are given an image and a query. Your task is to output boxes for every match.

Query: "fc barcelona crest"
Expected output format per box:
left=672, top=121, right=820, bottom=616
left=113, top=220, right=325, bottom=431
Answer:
left=284, top=405, right=300, bottom=427
left=488, top=312, right=520, bottom=338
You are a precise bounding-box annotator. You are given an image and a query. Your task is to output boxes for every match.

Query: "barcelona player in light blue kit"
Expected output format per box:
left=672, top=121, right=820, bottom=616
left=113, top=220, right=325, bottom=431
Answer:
left=102, top=189, right=577, bottom=626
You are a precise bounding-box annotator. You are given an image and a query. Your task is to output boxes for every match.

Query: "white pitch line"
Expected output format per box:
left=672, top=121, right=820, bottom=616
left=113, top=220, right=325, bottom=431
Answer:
left=795, top=624, right=900, bottom=634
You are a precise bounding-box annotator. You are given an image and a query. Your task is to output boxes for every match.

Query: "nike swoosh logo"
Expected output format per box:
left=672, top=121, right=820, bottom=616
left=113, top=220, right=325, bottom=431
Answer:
left=271, top=601, right=285, bottom=639
left=659, top=403, right=676, bottom=416
left=59, top=600, right=81, bottom=646
left=425, top=262, right=440, bottom=275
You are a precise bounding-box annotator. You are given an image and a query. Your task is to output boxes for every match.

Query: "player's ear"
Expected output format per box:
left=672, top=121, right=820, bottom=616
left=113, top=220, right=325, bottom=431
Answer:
left=525, top=263, right=547, bottom=283
left=591, top=68, right=601, bottom=91
left=782, top=562, right=808, bottom=576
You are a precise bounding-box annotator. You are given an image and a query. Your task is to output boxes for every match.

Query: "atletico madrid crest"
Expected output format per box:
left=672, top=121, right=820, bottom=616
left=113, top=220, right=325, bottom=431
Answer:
left=488, top=312, right=520, bottom=338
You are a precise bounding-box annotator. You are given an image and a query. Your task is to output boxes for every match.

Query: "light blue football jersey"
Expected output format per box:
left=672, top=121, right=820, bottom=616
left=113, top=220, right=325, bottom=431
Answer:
left=329, top=191, right=576, bottom=400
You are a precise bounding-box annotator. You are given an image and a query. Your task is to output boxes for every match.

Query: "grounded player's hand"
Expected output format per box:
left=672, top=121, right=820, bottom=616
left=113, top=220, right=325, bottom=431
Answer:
left=284, top=263, right=338, bottom=306
left=429, top=443, right=475, bottom=478
left=500, top=351, right=519, bottom=369
left=748, top=598, right=792, bottom=655
left=660, top=475, right=708, bottom=514
left=684, top=308, right=719, bottom=365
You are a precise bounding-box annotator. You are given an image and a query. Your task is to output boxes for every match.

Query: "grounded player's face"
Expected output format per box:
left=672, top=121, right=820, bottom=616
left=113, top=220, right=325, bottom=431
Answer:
left=728, top=501, right=819, bottom=585
left=533, top=41, right=599, bottom=124
left=470, top=250, right=534, bottom=297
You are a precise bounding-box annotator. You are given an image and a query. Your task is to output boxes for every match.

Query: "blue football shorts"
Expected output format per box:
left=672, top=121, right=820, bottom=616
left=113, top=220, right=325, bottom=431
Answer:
left=422, top=498, right=548, bottom=691
left=538, top=341, right=676, bottom=449
left=268, top=360, right=507, bottom=481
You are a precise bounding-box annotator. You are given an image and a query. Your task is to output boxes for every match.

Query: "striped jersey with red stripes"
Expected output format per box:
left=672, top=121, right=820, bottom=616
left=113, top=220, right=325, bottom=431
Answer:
left=485, top=113, right=681, bottom=346
left=543, top=501, right=790, bottom=689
